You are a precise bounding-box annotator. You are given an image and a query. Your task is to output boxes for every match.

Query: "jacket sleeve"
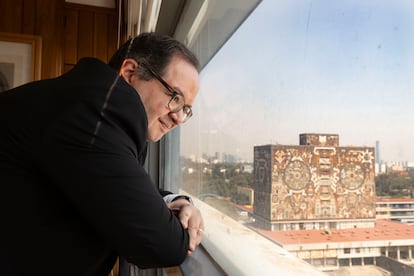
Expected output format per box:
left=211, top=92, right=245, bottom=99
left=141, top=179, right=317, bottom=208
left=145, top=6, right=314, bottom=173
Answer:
left=40, top=99, right=189, bottom=268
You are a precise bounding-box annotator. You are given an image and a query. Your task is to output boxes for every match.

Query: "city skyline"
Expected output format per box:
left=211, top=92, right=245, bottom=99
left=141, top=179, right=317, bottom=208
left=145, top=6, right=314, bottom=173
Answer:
left=181, top=0, right=414, bottom=163
left=180, top=143, right=412, bottom=165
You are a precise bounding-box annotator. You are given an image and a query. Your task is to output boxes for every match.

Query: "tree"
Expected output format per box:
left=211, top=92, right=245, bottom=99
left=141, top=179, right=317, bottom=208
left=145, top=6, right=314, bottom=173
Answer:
left=375, top=172, right=413, bottom=197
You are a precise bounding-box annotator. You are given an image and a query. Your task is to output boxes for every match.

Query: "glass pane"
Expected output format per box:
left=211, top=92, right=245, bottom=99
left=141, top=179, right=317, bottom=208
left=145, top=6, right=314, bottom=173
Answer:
left=179, top=0, right=414, bottom=273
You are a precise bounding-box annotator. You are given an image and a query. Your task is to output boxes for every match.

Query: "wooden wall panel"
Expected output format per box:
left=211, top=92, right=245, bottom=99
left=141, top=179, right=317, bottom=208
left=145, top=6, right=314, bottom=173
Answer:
left=0, top=0, right=24, bottom=33
left=77, top=9, right=94, bottom=59
left=64, top=9, right=79, bottom=65
left=35, top=0, right=64, bottom=78
left=22, top=0, right=36, bottom=34
left=63, top=3, right=119, bottom=72
left=94, top=13, right=108, bottom=61
left=107, top=14, right=119, bottom=61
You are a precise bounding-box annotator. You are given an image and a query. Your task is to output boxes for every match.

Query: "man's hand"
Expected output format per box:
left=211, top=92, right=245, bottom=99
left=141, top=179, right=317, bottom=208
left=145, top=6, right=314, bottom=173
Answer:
left=167, top=198, right=204, bottom=255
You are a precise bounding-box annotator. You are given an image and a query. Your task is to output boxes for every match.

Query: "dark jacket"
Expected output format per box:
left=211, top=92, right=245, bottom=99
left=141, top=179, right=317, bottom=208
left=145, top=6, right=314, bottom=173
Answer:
left=0, top=58, right=189, bottom=275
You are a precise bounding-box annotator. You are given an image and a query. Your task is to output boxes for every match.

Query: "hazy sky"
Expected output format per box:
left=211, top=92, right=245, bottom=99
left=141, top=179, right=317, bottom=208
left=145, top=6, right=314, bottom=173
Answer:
left=181, top=0, right=414, bottom=163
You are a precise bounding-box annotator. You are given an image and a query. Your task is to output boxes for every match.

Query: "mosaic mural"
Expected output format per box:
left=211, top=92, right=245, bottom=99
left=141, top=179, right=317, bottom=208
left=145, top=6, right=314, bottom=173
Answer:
left=253, top=135, right=376, bottom=223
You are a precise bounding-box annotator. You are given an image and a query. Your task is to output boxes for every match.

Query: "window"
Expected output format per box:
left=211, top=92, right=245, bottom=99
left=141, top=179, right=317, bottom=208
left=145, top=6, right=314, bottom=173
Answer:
left=167, top=0, right=414, bottom=273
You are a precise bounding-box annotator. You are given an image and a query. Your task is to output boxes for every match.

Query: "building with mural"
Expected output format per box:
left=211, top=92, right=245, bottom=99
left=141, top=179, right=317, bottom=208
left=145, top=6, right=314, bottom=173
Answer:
left=253, top=133, right=376, bottom=231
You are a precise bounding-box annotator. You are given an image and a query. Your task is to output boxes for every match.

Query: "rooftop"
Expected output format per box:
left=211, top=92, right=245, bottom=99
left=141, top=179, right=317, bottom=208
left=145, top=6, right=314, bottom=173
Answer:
left=257, top=220, right=414, bottom=245
left=376, top=197, right=414, bottom=203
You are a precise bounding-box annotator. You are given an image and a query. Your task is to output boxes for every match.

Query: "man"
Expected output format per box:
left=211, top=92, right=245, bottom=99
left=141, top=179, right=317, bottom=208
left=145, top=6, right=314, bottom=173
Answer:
left=0, top=32, right=204, bottom=275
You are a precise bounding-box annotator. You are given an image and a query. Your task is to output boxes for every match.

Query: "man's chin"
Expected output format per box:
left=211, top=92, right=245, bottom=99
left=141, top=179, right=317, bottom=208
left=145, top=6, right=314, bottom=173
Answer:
left=146, top=131, right=164, bottom=142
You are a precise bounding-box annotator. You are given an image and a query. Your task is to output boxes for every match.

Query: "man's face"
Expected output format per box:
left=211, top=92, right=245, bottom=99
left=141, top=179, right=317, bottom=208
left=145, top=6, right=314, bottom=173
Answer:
left=122, top=56, right=199, bottom=142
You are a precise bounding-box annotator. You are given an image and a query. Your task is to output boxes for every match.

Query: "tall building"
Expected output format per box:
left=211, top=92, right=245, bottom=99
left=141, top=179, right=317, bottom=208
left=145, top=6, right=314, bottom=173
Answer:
left=375, top=140, right=380, bottom=164
left=376, top=198, right=414, bottom=225
left=253, top=133, right=376, bottom=231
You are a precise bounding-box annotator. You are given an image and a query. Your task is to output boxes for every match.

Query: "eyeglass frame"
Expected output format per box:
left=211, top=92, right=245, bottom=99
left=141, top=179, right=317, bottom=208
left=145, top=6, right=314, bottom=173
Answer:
left=139, top=61, right=193, bottom=123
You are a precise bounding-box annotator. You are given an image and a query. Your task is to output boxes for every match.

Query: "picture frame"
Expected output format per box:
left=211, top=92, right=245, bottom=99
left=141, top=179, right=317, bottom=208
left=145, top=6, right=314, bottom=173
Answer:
left=0, top=32, right=42, bottom=92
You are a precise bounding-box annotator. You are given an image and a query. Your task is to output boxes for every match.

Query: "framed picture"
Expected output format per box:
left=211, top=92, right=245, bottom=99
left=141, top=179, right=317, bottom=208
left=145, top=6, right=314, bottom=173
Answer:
left=0, top=32, right=42, bottom=92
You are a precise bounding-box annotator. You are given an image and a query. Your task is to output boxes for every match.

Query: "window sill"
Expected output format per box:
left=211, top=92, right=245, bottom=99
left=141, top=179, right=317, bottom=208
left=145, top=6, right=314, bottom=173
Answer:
left=185, top=197, right=326, bottom=275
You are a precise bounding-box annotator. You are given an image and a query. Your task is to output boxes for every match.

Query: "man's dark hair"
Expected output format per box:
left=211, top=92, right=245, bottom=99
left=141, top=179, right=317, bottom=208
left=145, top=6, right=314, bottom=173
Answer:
left=108, top=32, right=200, bottom=80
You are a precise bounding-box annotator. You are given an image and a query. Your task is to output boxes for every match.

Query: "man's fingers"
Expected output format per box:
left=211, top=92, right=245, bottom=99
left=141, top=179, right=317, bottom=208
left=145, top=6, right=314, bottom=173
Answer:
left=187, top=226, right=204, bottom=254
left=179, top=208, right=191, bottom=228
left=172, top=204, right=205, bottom=255
left=188, top=227, right=197, bottom=252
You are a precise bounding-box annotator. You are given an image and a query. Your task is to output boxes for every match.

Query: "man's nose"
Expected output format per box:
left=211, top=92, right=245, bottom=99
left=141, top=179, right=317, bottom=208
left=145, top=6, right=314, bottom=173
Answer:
left=169, top=110, right=185, bottom=125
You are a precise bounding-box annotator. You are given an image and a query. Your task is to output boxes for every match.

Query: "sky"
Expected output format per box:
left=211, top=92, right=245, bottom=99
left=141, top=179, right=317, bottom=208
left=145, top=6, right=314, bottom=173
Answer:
left=181, top=0, right=414, bottom=163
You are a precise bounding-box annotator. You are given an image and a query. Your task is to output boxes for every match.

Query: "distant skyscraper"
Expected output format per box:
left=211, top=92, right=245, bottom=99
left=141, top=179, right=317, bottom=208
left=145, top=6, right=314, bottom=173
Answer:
left=375, top=140, right=380, bottom=163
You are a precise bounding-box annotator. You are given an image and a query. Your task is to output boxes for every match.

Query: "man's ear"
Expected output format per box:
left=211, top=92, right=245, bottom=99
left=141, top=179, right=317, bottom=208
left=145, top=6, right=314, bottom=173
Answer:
left=119, top=58, right=139, bottom=84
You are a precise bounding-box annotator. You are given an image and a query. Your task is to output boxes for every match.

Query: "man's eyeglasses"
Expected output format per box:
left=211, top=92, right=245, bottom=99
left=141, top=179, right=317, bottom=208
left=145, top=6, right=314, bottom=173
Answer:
left=140, top=62, right=193, bottom=123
